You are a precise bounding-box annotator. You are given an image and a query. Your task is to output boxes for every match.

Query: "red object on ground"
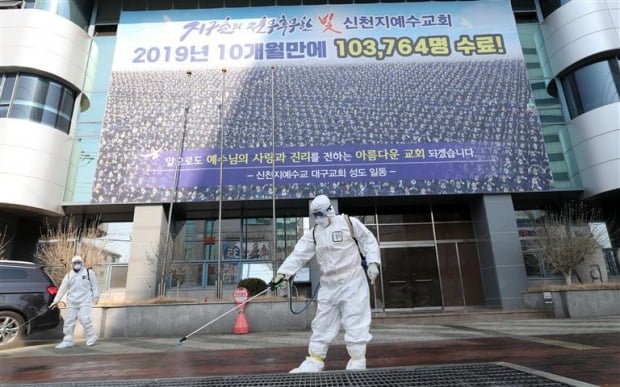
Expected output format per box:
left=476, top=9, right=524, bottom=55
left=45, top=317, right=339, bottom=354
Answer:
left=234, top=310, right=249, bottom=334
left=233, top=287, right=250, bottom=335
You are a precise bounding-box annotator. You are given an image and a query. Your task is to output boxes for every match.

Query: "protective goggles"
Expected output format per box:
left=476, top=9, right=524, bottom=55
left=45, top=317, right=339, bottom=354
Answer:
left=311, top=206, right=331, bottom=220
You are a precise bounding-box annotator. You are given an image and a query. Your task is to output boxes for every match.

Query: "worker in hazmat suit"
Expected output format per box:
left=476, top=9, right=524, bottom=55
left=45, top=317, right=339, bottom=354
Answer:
left=270, top=195, right=381, bottom=373
left=51, top=255, right=100, bottom=349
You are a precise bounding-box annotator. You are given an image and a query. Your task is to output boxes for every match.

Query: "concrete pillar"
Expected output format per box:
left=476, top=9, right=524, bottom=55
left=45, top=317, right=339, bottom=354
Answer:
left=125, top=205, right=168, bottom=301
left=472, top=195, right=528, bottom=309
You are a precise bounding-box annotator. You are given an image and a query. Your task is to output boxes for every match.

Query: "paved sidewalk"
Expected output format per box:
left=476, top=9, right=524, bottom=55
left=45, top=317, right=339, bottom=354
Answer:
left=4, top=315, right=618, bottom=355
left=1, top=316, right=619, bottom=386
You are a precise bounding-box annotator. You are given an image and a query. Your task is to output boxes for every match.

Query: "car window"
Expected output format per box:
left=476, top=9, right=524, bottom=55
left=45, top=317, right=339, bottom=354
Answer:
left=0, top=267, right=31, bottom=281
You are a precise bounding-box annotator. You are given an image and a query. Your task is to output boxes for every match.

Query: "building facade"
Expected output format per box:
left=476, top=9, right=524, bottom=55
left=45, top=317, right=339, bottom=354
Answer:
left=1, top=0, right=618, bottom=311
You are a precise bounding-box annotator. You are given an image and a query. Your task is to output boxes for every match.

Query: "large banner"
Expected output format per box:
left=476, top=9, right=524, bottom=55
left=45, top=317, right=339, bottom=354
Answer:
left=93, top=0, right=554, bottom=203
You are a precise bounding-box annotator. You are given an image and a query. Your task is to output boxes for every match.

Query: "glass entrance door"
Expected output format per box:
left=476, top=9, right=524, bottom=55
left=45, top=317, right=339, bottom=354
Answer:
left=379, top=246, right=442, bottom=309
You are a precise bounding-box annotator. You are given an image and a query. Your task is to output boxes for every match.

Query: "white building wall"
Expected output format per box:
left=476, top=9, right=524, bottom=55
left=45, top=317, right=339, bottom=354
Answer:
left=538, top=0, right=620, bottom=199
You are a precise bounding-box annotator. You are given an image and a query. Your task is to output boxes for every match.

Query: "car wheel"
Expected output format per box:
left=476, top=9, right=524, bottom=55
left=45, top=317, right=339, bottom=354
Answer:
left=0, top=311, right=25, bottom=349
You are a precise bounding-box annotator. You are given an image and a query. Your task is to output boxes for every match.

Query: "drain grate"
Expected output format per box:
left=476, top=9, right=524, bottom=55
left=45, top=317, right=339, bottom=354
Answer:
left=12, top=363, right=589, bottom=387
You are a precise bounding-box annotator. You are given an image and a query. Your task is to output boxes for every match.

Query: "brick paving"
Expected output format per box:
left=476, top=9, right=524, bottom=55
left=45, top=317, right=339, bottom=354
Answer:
left=1, top=316, right=619, bottom=386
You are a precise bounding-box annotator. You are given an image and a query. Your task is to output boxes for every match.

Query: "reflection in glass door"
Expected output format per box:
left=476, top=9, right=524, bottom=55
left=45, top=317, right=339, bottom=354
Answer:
left=379, top=246, right=442, bottom=309
left=436, top=242, right=485, bottom=307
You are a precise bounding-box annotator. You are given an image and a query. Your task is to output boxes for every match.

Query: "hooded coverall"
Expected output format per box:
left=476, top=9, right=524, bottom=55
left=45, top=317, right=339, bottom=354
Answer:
left=277, top=213, right=380, bottom=370
left=53, top=266, right=100, bottom=344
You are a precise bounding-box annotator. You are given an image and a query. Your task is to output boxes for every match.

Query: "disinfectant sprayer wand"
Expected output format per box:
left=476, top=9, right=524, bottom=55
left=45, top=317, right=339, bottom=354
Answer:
left=176, top=285, right=274, bottom=345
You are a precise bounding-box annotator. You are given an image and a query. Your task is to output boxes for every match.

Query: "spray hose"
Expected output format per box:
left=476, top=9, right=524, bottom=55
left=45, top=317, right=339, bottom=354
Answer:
left=286, top=274, right=321, bottom=315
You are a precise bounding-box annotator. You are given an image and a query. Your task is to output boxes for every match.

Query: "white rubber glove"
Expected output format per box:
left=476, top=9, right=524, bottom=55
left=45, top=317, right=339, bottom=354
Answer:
left=367, top=263, right=379, bottom=285
left=269, top=273, right=287, bottom=289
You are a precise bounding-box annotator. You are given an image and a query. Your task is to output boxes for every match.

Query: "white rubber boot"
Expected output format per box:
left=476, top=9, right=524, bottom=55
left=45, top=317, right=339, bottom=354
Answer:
left=345, top=343, right=367, bottom=371
left=290, top=342, right=327, bottom=373
left=86, top=335, right=98, bottom=346
left=289, top=357, right=325, bottom=373
left=55, top=341, right=74, bottom=349
left=346, top=357, right=367, bottom=370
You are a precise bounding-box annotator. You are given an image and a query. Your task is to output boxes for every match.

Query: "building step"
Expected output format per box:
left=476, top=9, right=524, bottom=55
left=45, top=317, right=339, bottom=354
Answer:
left=371, top=308, right=551, bottom=325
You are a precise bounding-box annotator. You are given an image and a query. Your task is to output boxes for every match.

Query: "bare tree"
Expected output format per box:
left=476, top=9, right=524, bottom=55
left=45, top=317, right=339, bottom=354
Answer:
left=0, top=225, right=11, bottom=260
left=146, top=234, right=187, bottom=298
left=36, top=216, right=108, bottom=286
left=526, top=202, right=604, bottom=285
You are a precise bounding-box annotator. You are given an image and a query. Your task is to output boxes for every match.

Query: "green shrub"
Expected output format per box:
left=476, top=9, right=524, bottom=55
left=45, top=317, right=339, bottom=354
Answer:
left=237, top=277, right=268, bottom=296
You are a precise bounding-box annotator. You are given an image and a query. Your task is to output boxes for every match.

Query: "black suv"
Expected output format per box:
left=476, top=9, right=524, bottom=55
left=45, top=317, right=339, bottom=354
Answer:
left=0, top=260, right=61, bottom=349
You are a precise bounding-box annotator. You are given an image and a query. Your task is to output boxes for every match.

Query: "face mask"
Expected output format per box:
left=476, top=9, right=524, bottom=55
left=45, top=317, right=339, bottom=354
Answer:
left=311, top=210, right=330, bottom=226
left=314, top=217, right=329, bottom=226
left=73, top=263, right=83, bottom=272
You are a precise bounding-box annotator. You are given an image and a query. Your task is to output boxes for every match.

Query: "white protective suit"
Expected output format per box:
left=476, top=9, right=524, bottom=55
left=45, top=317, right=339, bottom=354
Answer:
left=52, top=256, right=100, bottom=348
left=277, top=197, right=380, bottom=373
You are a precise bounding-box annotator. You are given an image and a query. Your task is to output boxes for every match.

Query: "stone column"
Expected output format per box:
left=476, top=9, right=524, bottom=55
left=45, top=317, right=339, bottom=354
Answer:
left=125, top=205, right=168, bottom=301
left=471, top=195, right=528, bottom=309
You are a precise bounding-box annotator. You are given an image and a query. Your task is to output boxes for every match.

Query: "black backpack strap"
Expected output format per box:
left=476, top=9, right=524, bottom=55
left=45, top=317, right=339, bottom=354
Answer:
left=344, top=215, right=368, bottom=271
left=312, top=224, right=317, bottom=244
left=344, top=214, right=357, bottom=242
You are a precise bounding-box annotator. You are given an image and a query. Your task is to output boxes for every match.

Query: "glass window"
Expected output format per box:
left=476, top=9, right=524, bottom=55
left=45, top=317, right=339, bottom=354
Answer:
left=434, top=223, right=475, bottom=240
left=13, top=75, right=38, bottom=102
left=174, top=0, right=197, bottom=9
left=198, top=0, right=223, bottom=8
left=0, top=74, right=16, bottom=105
left=523, top=252, right=543, bottom=276
left=1, top=72, right=76, bottom=133
left=45, top=82, right=63, bottom=111
left=275, top=217, right=305, bottom=262
left=72, top=221, right=133, bottom=290
left=221, top=262, right=239, bottom=285
left=9, top=104, right=44, bottom=121
left=241, top=262, right=272, bottom=283
left=379, top=224, right=434, bottom=242
left=538, top=0, right=572, bottom=19
left=204, top=243, right=216, bottom=260
left=169, top=262, right=203, bottom=288
left=92, top=37, right=117, bottom=91
left=56, top=114, right=72, bottom=133
left=108, top=265, right=128, bottom=288
left=59, top=0, right=92, bottom=30
left=41, top=107, right=58, bottom=128
left=184, top=223, right=195, bottom=241
left=70, top=134, right=100, bottom=202
left=517, top=22, right=573, bottom=186
left=165, top=216, right=308, bottom=288
left=432, top=204, right=471, bottom=221
left=0, top=267, right=29, bottom=281
left=59, top=88, right=75, bottom=117
left=378, top=212, right=431, bottom=223
left=68, top=36, right=116, bottom=203
left=123, top=0, right=147, bottom=11
left=149, top=0, right=173, bottom=10
left=96, top=0, right=122, bottom=25
left=35, top=0, right=92, bottom=30
left=561, top=56, right=620, bottom=118
left=31, top=78, right=49, bottom=106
